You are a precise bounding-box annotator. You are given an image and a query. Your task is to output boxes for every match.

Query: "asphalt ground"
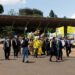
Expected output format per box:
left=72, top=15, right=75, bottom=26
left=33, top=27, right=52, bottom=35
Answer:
left=0, top=44, right=75, bottom=75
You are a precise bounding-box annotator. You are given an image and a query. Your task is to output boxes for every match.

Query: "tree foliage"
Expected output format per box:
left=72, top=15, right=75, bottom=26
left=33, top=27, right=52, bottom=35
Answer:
left=19, top=8, right=33, bottom=15
left=63, top=16, right=67, bottom=19
left=3, top=26, right=14, bottom=36
left=8, top=9, right=19, bottom=16
left=33, top=9, right=43, bottom=16
left=19, top=8, right=43, bottom=16
left=8, top=9, right=15, bottom=15
left=49, top=10, right=57, bottom=18
left=48, top=28, right=56, bottom=33
left=0, top=4, right=4, bottom=13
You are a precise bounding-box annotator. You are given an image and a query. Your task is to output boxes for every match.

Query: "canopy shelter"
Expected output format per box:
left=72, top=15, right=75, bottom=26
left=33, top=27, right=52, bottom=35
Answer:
left=0, top=15, right=75, bottom=35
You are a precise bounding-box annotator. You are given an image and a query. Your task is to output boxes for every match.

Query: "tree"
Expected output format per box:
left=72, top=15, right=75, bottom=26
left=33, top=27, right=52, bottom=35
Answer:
left=54, top=14, right=58, bottom=18
left=0, top=4, right=4, bottom=13
left=8, top=9, right=17, bottom=16
left=49, top=10, right=57, bottom=18
left=33, top=9, right=43, bottom=16
left=19, top=8, right=43, bottom=17
left=63, top=16, right=67, bottom=19
left=48, top=28, right=56, bottom=33
left=49, top=10, right=55, bottom=18
left=3, top=26, right=14, bottom=37
left=19, top=8, right=33, bottom=16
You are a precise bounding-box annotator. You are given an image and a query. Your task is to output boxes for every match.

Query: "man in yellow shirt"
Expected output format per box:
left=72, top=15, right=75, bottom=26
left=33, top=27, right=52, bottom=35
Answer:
left=33, top=37, right=39, bottom=58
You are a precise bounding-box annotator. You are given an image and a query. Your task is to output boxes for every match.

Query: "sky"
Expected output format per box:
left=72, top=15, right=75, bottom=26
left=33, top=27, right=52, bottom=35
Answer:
left=1, top=0, right=75, bottom=18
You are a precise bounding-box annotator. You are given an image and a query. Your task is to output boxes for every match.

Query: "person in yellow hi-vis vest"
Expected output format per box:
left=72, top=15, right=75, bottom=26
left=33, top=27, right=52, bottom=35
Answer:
left=38, top=39, right=43, bottom=57
left=33, top=37, right=39, bottom=58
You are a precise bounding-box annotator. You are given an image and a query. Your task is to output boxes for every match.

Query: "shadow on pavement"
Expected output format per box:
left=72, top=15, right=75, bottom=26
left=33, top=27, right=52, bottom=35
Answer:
left=23, top=61, right=35, bottom=63
left=0, top=58, right=17, bottom=61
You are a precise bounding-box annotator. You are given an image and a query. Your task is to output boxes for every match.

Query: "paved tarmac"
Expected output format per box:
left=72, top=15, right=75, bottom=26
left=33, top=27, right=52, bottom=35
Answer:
left=0, top=44, right=75, bottom=75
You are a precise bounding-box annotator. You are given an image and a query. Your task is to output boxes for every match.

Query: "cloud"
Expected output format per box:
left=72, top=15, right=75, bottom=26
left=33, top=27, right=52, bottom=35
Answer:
left=0, top=0, right=26, bottom=5
left=71, top=13, right=75, bottom=19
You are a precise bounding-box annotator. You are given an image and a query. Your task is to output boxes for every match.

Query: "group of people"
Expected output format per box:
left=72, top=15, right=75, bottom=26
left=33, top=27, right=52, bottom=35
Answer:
left=3, top=36, right=72, bottom=63
left=3, top=36, right=21, bottom=60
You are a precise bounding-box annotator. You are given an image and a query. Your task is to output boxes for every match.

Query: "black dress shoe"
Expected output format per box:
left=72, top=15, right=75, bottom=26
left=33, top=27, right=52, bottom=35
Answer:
left=49, top=59, right=52, bottom=62
left=25, top=60, right=29, bottom=63
left=22, top=60, right=24, bottom=63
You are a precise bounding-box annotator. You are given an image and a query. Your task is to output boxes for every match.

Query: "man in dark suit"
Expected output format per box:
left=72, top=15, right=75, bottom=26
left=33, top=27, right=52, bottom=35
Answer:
left=12, top=37, right=21, bottom=57
left=49, top=37, right=58, bottom=62
left=65, top=38, right=72, bottom=57
left=3, top=37, right=11, bottom=60
left=56, top=38, right=63, bottom=60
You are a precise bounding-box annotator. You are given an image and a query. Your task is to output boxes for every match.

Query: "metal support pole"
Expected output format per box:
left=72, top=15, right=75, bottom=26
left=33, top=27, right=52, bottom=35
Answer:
left=64, top=26, right=67, bottom=37
left=44, top=22, right=49, bottom=37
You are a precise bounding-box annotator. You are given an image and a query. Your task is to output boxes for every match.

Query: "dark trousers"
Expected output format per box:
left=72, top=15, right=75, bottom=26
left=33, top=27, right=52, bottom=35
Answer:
left=50, top=54, right=58, bottom=61
left=13, top=48, right=19, bottom=57
left=66, top=47, right=71, bottom=57
left=42, top=47, right=46, bottom=55
left=4, top=47, right=10, bottom=60
left=58, top=49, right=63, bottom=60
left=49, top=49, right=58, bottom=61
left=46, top=48, right=51, bottom=56
left=34, top=48, right=38, bottom=58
